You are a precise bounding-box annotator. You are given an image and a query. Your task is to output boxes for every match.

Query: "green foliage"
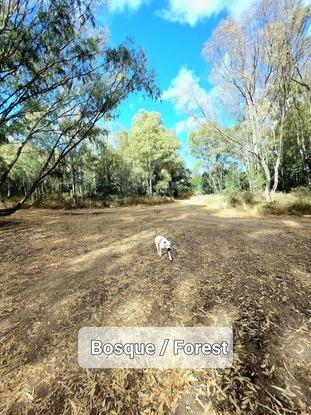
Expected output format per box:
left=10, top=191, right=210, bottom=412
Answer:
left=224, top=174, right=240, bottom=194
left=280, top=91, right=311, bottom=191
left=196, top=0, right=310, bottom=195
left=155, top=169, right=171, bottom=195
left=116, top=110, right=191, bottom=197
left=0, top=143, right=43, bottom=197
left=189, top=174, right=202, bottom=194
left=125, top=111, right=180, bottom=194
left=224, top=168, right=249, bottom=194
left=0, top=0, right=159, bottom=214
left=1, top=108, right=192, bottom=206
left=189, top=125, right=249, bottom=194
left=201, top=172, right=214, bottom=194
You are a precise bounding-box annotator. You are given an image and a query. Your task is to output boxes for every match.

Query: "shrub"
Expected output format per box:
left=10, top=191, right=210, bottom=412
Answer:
left=257, top=187, right=311, bottom=216
left=29, top=194, right=174, bottom=209
left=117, top=195, right=173, bottom=207
left=287, top=200, right=311, bottom=215
left=227, top=193, right=242, bottom=208
left=226, top=191, right=266, bottom=209
left=290, top=186, right=311, bottom=200
left=240, top=191, right=256, bottom=206
left=225, top=188, right=311, bottom=216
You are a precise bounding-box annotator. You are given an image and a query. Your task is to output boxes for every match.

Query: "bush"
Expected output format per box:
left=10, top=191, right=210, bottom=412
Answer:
left=227, top=193, right=242, bottom=208
left=255, top=187, right=311, bottom=216
left=0, top=195, right=23, bottom=208
left=226, top=191, right=263, bottom=208
left=287, top=200, right=311, bottom=215
left=290, top=186, right=311, bottom=200
left=225, top=188, right=311, bottom=216
left=30, top=194, right=174, bottom=209
left=259, top=198, right=311, bottom=216
left=110, top=195, right=174, bottom=207
left=32, top=193, right=82, bottom=209
left=240, top=191, right=256, bottom=206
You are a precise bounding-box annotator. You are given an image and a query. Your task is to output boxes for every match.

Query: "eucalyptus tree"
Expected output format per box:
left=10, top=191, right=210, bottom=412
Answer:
left=126, top=111, right=180, bottom=195
left=0, top=0, right=159, bottom=215
left=201, top=0, right=310, bottom=195
left=281, top=84, right=311, bottom=189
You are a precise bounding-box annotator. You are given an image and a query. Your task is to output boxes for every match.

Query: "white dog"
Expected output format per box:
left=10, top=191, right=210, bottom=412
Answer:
left=155, top=235, right=172, bottom=261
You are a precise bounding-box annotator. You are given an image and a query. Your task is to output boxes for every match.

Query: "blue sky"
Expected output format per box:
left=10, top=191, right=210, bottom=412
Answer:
left=97, top=0, right=252, bottom=168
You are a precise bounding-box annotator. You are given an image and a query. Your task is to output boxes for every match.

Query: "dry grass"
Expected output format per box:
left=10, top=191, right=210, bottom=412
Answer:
left=0, top=194, right=174, bottom=211
left=0, top=203, right=310, bottom=414
left=258, top=189, right=311, bottom=216
left=200, top=188, right=311, bottom=217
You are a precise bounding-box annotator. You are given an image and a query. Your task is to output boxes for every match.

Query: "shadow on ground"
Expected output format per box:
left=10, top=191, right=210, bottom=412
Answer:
left=0, top=203, right=310, bottom=414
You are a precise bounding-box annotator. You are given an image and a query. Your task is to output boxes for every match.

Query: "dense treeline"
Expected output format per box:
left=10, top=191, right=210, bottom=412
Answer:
left=0, top=110, right=191, bottom=205
left=189, top=0, right=310, bottom=196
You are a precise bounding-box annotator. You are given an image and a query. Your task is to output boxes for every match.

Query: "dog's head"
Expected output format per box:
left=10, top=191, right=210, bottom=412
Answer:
left=164, top=240, right=171, bottom=251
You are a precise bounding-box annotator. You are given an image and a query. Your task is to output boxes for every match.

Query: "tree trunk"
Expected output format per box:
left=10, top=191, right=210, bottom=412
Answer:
left=246, top=166, right=253, bottom=192
left=149, top=173, right=152, bottom=195
left=0, top=115, right=105, bottom=216
left=71, top=160, right=77, bottom=206
left=7, top=179, right=11, bottom=198
left=272, top=105, right=285, bottom=193
left=0, top=140, right=29, bottom=190
left=272, top=121, right=282, bottom=193
left=261, top=158, right=272, bottom=198
left=79, top=165, right=84, bottom=198
left=272, top=154, right=281, bottom=193
left=0, top=203, right=22, bottom=216
left=210, top=174, right=218, bottom=194
left=297, top=130, right=311, bottom=186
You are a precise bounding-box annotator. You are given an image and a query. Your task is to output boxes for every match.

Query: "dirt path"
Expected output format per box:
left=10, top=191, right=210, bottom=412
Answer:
left=1, top=202, right=310, bottom=414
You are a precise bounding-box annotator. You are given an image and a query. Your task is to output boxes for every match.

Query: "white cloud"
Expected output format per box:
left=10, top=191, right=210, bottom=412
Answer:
left=162, top=68, right=211, bottom=114
left=174, top=116, right=201, bottom=135
left=108, top=0, right=148, bottom=13
left=230, top=0, right=254, bottom=18
left=159, top=0, right=252, bottom=26
left=108, top=0, right=254, bottom=24
left=163, top=68, right=224, bottom=133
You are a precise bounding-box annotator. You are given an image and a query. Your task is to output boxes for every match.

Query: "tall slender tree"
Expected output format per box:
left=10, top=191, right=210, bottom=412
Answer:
left=201, top=0, right=310, bottom=195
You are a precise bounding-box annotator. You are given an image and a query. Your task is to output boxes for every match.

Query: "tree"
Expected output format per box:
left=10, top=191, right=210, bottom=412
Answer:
left=280, top=84, right=311, bottom=190
left=0, top=0, right=159, bottom=215
left=0, top=0, right=98, bottom=186
left=126, top=111, right=180, bottom=195
left=201, top=0, right=310, bottom=196
left=189, top=124, right=247, bottom=193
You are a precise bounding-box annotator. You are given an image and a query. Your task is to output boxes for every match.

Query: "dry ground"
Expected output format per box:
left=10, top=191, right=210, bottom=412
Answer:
left=0, top=200, right=311, bottom=414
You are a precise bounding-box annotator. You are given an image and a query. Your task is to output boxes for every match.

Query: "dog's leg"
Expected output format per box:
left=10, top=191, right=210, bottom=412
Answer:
left=156, top=243, right=161, bottom=256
